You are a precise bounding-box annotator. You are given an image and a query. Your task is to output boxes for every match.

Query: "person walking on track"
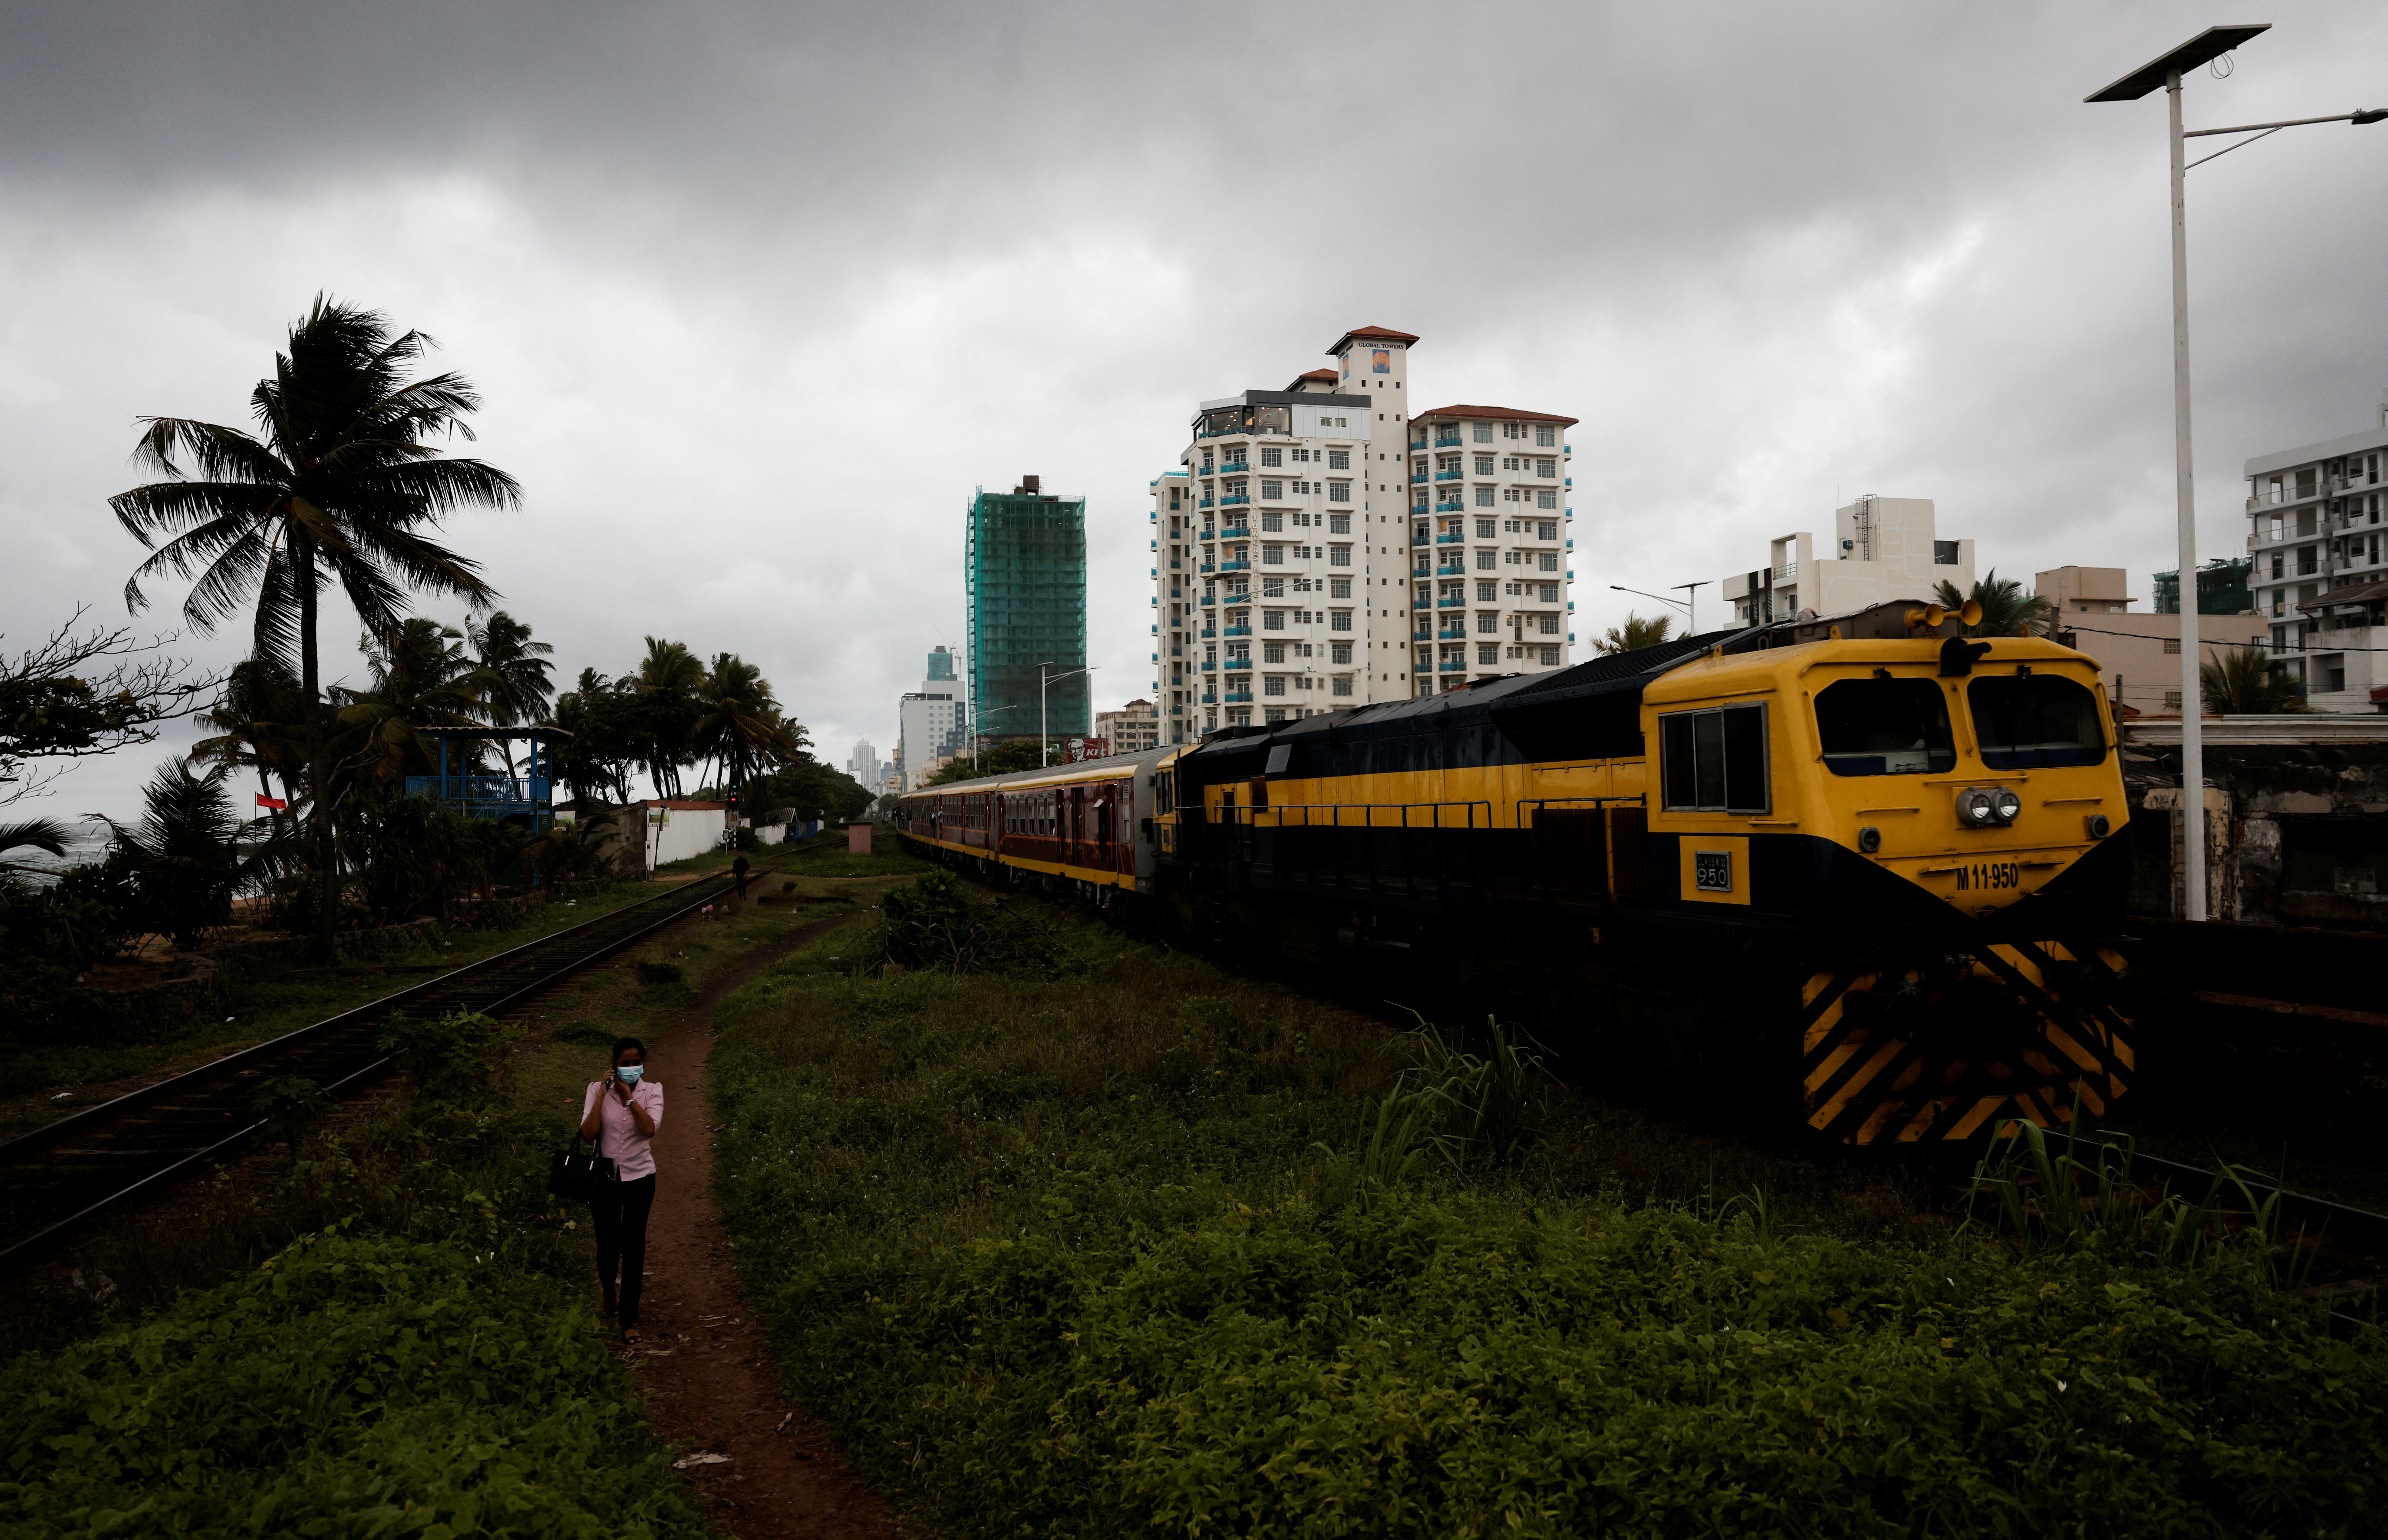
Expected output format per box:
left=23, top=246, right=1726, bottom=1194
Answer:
left=578, top=1037, right=663, bottom=1342
left=732, top=851, right=750, bottom=900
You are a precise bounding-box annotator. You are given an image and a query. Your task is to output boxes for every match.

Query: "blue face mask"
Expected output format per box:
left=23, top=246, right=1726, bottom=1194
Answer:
left=615, top=1064, right=645, bottom=1085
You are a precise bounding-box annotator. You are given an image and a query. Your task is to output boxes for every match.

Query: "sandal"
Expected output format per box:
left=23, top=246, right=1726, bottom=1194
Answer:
left=622, top=1326, right=643, bottom=1344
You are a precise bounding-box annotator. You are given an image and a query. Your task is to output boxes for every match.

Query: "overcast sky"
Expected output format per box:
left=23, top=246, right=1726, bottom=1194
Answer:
left=7, top=2, right=2385, bottom=826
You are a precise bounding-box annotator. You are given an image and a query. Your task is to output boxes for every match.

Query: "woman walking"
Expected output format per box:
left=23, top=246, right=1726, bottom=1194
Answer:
left=578, top=1037, right=663, bottom=1341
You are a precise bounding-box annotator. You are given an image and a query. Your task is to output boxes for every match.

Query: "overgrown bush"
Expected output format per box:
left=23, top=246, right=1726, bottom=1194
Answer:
left=709, top=917, right=2388, bottom=1538
left=0, top=1231, right=705, bottom=1537
left=374, top=1009, right=519, bottom=1100
left=0, top=875, right=128, bottom=1044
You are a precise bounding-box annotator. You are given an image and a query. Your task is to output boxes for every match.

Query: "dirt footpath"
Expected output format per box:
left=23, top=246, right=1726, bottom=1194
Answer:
left=619, top=908, right=899, bottom=1540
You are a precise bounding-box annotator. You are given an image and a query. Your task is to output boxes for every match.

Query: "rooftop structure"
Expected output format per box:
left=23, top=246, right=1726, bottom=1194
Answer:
left=405, top=724, right=569, bottom=829
left=1718, top=496, right=1974, bottom=627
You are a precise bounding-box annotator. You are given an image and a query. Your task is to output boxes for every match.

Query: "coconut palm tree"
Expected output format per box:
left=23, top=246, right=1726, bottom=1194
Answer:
left=1932, top=570, right=2053, bottom=638
left=112, top=297, right=519, bottom=958
left=634, top=637, right=706, bottom=798
left=188, top=656, right=310, bottom=813
left=0, top=818, right=72, bottom=877
left=333, top=619, right=488, bottom=800
left=694, top=652, right=801, bottom=795
left=2200, top=645, right=2306, bottom=714
left=465, top=610, right=555, bottom=776
left=1594, top=613, right=1675, bottom=655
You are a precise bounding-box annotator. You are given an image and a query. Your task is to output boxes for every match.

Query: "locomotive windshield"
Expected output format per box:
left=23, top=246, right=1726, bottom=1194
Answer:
left=1969, top=675, right=2107, bottom=769
left=1814, top=678, right=1956, bottom=776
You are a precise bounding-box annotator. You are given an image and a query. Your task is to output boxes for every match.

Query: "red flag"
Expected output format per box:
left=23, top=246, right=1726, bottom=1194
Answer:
left=255, top=793, right=288, bottom=810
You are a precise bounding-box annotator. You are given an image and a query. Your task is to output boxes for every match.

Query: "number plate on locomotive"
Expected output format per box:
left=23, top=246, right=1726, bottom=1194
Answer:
left=1955, top=861, right=2022, bottom=891
left=1693, top=850, right=1733, bottom=892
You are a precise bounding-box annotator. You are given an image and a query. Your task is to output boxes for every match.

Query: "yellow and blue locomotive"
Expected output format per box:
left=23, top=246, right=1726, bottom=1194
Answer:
left=896, top=599, right=2135, bottom=1144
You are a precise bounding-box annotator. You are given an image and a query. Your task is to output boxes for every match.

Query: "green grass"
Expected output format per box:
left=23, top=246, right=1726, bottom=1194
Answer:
left=706, top=887, right=2388, bottom=1538
left=6, top=884, right=889, bottom=1536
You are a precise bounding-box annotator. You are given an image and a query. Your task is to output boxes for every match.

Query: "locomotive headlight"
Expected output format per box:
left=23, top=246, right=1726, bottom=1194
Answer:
left=1956, top=787, right=2019, bottom=828
left=1857, top=826, right=1883, bottom=854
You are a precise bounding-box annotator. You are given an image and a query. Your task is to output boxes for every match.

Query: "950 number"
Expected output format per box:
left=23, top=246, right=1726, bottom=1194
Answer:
left=1955, top=861, right=2021, bottom=891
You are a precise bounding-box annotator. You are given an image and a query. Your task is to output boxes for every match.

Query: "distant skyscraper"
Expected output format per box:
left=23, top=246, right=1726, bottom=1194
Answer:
left=967, top=474, right=1088, bottom=740
left=897, top=646, right=966, bottom=791
left=847, top=738, right=882, bottom=790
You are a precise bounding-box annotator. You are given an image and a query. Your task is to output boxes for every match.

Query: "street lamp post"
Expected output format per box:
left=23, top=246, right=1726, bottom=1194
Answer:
left=1610, top=584, right=1695, bottom=641
left=1672, top=581, right=1710, bottom=634
left=1039, top=662, right=1097, bottom=766
left=2088, top=24, right=2383, bottom=921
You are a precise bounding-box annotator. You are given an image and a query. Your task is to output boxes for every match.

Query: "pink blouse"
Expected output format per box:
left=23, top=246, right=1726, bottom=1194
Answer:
left=580, top=1079, right=664, bottom=1182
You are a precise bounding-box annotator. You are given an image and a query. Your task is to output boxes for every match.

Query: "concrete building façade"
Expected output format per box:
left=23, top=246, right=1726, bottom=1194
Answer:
left=895, top=646, right=967, bottom=792
left=1148, top=326, right=1577, bottom=743
left=2242, top=391, right=2388, bottom=711
left=1718, top=496, right=1975, bottom=627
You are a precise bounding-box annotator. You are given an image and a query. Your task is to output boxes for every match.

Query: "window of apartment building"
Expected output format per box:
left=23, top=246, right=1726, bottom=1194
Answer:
left=1263, top=610, right=1285, bottom=629
left=1474, top=423, right=1494, bottom=443
left=1474, top=487, right=1494, bottom=507
left=1537, top=644, right=1559, bottom=665
left=1474, top=518, right=1494, bottom=537
left=1540, top=582, right=1560, bottom=602
left=1328, top=481, right=1352, bottom=503
left=1330, top=609, right=1352, bottom=631
left=2299, top=546, right=2318, bottom=575
left=1261, top=481, right=1283, bottom=501
left=1474, top=454, right=1494, bottom=475
left=1538, top=551, right=1559, bottom=572
left=1291, top=448, right=1311, bottom=463
left=1333, top=674, right=1354, bottom=695
left=1536, top=458, right=1556, bottom=477
left=1263, top=641, right=1285, bottom=663
left=1477, top=612, right=1497, bottom=634
left=1262, top=543, right=1284, bottom=564
left=1475, top=550, right=1496, bottom=570
left=1331, top=641, right=1353, bottom=664
left=1263, top=675, right=1286, bottom=696
left=1328, top=449, right=1350, bottom=470
left=1476, top=580, right=1497, bottom=601
left=1537, top=424, right=1557, bottom=447
left=1260, top=447, right=1283, bottom=467
left=1415, top=583, right=1431, bottom=605
left=1540, top=615, right=1560, bottom=634
left=1169, top=489, right=1182, bottom=509
left=1537, top=520, right=1558, bottom=540
left=2270, top=551, right=2285, bottom=579
left=1329, top=512, right=1350, bottom=533
left=1330, top=545, right=1352, bottom=566
left=1262, top=514, right=1284, bottom=534
left=1537, top=490, right=1557, bottom=510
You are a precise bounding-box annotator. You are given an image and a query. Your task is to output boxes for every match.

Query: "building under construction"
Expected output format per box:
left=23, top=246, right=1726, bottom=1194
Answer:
left=966, top=475, right=1088, bottom=742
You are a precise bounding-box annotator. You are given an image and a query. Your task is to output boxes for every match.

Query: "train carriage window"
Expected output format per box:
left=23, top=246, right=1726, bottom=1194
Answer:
left=1815, top=678, right=1956, bottom=776
left=1659, top=703, right=1769, bottom=813
left=1969, top=675, right=2107, bottom=769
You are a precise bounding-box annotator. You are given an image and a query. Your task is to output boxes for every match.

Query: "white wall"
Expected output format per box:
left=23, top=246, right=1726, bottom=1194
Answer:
left=642, top=805, right=726, bottom=868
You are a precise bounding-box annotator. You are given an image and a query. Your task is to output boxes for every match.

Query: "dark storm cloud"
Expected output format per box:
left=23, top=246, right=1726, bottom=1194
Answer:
left=6, top=2, right=2386, bottom=819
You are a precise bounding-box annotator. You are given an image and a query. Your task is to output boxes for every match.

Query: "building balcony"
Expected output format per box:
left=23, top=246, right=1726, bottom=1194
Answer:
left=1199, top=497, right=1215, bottom=508
left=1199, top=562, right=1217, bottom=574
left=1435, top=434, right=1461, bottom=447
left=1220, top=494, right=1250, bottom=507
left=1202, top=692, right=1217, bottom=704
left=1223, top=624, right=1251, bottom=636
left=1437, top=596, right=1466, bottom=608
left=1218, top=559, right=1251, bottom=572
left=1199, top=529, right=1215, bottom=540
left=1435, top=500, right=1464, bottom=513
left=1412, top=627, right=1431, bottom=642
left=1411, top=532, right=1429, bottom=546
left=1438, top=659, right=1466, bottom=671
left=1437, top=563, right=1466, bottom=576
left=1410, top=470, right=1428, bottom=484
left=1199, top=594, right=1216, bottom=606
left=406, top=774, right=552, bottom=814
left=1436, top=532, right=1464, bottom=544
left=1435, top=469, right=1464, bottom=481
left=1200, top=626, right=1217, bottom=638
left=1200, top=660, right=1216, bottom=671
left=1438, top=627, right=1467, bottom=640
left=1223, top=690, right=1252, bottom=703
left=1220, top=524, right=1250, bottom=538
left=1217, top=460, right=1250, bottom=474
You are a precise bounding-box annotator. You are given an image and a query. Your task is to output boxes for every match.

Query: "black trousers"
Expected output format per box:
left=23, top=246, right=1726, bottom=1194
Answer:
left=590, top=1173, right=656, bottom=1327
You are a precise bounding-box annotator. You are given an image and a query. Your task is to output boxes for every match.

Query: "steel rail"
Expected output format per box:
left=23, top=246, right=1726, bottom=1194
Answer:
left=0, top=867, right=765, bottom=1267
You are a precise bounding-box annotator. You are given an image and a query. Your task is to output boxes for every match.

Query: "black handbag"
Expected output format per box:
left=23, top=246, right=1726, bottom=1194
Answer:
left=549, top=1132, right=617, bottom=1201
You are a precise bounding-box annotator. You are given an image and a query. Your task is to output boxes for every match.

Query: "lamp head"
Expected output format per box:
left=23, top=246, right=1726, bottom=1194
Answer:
left=2355, top=109, right=2388, bottom=126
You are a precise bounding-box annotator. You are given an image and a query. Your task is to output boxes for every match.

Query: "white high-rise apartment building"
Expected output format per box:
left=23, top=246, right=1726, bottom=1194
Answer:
left=847, top=739, right=882, bottom=791
left=1148, top=326, right=1577, bottom=742
left=2243, top=390, right=2388, bottom=711
left=895, top=646, right=965, bottom=791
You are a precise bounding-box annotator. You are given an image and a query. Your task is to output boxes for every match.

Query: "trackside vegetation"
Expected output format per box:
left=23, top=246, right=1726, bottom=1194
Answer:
left=709, top=879, right=2388, bottom=1538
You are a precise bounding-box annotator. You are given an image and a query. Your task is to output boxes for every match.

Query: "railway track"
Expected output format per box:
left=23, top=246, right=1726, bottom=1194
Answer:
left=0, top=868, right=763, bottom=1268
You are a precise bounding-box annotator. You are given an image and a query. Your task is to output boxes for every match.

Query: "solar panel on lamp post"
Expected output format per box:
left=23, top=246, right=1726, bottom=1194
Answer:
left=2085, top=24, right=2384, bottom=922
